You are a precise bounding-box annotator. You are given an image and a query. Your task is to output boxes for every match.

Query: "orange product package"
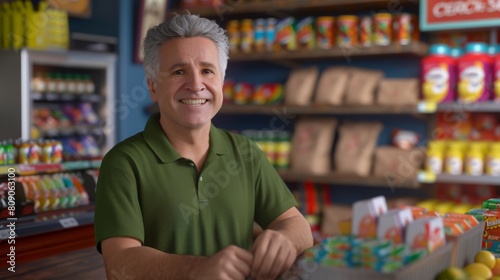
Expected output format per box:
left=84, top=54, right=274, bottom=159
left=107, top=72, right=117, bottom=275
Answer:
left=351, top=196, right=388, bottom=238
left=398, top=205, right=426, bottom=217
left=435, top=112, right=472, bottom=140
left=443, top=216, right=471, bottom=231
left=483, top=209, right=500, bottom=241
left=377, top=208, right=413, bottom=244
left=443, top=219, right=464, bottom=236
left=405, top=217, right=445, bottom=253
left=445, top=212, right=479, bottom=227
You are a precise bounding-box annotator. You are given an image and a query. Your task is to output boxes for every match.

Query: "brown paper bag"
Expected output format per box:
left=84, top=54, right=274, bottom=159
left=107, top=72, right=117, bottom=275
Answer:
left=284, top=67, right=319, bottom=106
left=373, top=146, right=425, bottom=186
left=345, top=69, right=384, bottom=105
left=377, top=78, right=419, bottom=106
left=334, top=122, right=383, bottom=176
left=321, top=204, right=352, bottom=236
left=314, top=67, right=353, bottom=105
left=291, top=117, right=337, bottom=175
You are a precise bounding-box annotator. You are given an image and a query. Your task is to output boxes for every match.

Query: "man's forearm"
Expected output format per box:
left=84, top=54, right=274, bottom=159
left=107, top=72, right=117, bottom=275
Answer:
left=105, top=246, right=206, bottom=280
left=268, top=215, right=313, bottom=255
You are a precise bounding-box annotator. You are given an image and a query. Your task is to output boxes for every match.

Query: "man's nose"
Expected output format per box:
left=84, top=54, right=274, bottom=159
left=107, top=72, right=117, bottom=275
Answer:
left=185, top=72, right=205, bottom=92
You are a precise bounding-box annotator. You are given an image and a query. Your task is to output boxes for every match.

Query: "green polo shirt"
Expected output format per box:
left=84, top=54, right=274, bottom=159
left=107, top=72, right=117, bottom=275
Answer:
left=94, top=113, right=297, bottom=256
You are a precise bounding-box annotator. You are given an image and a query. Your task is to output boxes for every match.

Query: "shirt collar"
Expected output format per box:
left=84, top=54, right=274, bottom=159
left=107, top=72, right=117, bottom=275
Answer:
left=144, top=113, right=228, bottom=164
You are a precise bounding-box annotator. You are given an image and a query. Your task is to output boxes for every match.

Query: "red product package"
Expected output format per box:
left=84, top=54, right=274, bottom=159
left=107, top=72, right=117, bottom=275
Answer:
left=436, top=112, right=471, bottom=140
left=470, top=113, right=498, bottom=141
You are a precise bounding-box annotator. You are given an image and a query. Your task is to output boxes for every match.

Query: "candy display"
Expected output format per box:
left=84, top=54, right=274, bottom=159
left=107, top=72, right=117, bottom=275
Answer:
left=240, top=129, right=291, bottom=169
left=223, top=80, right=283, bottom=105
left=225, top=13, right=419, bottom=54
left=16, top=173, right=90, bottom=213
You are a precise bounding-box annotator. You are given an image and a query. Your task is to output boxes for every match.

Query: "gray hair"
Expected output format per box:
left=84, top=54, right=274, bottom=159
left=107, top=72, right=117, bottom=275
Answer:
left=143, top=13, right=229, bottom=83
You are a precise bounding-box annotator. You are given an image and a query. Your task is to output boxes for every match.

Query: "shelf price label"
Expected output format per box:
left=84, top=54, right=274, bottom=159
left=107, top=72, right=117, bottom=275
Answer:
left=59, top=217, right=79, bottom=228
left=417, top=170, right=437, bottom=183
left=417, top=101, right=437, bottom=113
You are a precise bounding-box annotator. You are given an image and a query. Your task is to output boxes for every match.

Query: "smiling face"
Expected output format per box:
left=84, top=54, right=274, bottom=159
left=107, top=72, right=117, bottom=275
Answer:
left=148, top=37, right=224, bottom=132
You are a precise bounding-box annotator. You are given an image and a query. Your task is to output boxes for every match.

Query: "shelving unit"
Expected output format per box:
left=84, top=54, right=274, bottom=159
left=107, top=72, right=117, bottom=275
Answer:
left=173, top=0, right=418, bottom=17
left=279, top=170, right=419, bottom=188
left=418, top=170, right=500, bottom=186
left=229, top=42, right=428, bottom=61
left=0, top=160, right=101, bottom=176
left=0, top=49, right=116, bottom=155
left=0, top=205, right=94, bottom=240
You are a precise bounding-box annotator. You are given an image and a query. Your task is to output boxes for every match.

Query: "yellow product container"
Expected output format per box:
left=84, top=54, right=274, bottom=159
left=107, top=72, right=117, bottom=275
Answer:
left=486, top=143, right=500, bottom=176
left=11, top=0, right=25, bottom=49
left=445, top=141, right=466, bottom=175
left=25, top=0, right=48, bottom=49
left=417, top=199, right=440, bottom=211
left=240, top=19, right=254, bottom=53
left=465, top=142, right=485, bottom=176
left=426, top=141, right=446, bottom=174
left=227, top=20, right=240, bottom=53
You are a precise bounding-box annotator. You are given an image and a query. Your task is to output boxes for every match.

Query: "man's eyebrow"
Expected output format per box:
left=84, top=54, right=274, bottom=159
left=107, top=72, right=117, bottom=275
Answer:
left=168, top=63, right=188, bottom=71
left=200, top=61, right=217, bottom=69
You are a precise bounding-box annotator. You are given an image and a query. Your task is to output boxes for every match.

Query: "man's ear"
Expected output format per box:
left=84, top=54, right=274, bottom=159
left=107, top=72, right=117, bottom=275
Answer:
left=147, top=79, right=157, bottom=102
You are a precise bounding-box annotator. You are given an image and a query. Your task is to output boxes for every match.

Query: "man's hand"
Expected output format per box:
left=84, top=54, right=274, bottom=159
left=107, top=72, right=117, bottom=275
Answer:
left=193, top=245, right=253, bottom=280
left=250, top=229, right=297, bottom=280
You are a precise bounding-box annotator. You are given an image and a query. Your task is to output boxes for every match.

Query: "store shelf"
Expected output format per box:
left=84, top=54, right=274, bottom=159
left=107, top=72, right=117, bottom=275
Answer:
left=174, top=0, right=418, bottom=17
left=278, top=170, right=420, bottom=188
left=37, top=124, right=101, bottom=138
left=0, top=205, right=95, bottom=240
left=437, top=102, right=500, bottom=113
left=32, top=92, right=103, bottom=103
left=228, top=42, right=428, bottom=62
left=418, top=170, right=500, bottom=185
left=146, top=103, right=421, bottom=115
left=0, top=160, right=101, bottom=176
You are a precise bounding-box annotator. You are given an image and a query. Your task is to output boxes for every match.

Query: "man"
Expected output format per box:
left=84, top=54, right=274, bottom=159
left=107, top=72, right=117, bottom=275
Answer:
left=94, top=13, right=313, bottom=280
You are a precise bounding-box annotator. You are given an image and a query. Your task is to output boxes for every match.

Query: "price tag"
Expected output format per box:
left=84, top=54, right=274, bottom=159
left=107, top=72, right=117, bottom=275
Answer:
left=59, top=217, right=79, bottom=228
left=417, top=170, right=437, bottom=183
left=417, top=101, right=437, bottom=113
left=0, top=229, right=10, bottom=240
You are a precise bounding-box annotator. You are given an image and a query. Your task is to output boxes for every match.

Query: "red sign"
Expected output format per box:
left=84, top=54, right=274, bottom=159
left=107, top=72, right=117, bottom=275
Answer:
left=426, top=0, right=500, bottom=24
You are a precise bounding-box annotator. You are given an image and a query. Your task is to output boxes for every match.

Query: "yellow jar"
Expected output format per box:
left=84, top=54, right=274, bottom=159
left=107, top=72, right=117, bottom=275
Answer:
left=426, top=141, right=446, bottom=174
left=486, top=143, right=500, bottom=176
left=227, top=20, right=240, bottom=53
left=445, top=141, right=466, bottom=175
left=465, top=142, right=485, bottom=175
left=240, top=19, right=254, bottom=53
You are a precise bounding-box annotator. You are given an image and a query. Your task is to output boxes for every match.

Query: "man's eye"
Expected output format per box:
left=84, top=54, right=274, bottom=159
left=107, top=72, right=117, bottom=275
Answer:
left=173, top=70, right=184, bottom=75
left=202, top=69, right=214, bottom=74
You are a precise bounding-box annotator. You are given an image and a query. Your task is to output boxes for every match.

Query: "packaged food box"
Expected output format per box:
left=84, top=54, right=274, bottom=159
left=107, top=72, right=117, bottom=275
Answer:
left=352, top=196, right=388, bottom=238
left=405, top=217, right=445, bottom=253
left=377, top=208, right=413, bottom=244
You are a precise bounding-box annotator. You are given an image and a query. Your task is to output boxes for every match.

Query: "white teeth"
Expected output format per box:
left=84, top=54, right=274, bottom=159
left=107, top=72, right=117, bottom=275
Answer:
left=180, top=99, right=207, bottom=105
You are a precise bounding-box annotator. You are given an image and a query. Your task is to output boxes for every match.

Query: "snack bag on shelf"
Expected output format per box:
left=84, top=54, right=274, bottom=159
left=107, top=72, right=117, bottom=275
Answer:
left=284, top=67, right=318, bottom=106
left=405, top=217, right=445, bottom=253
left=372, top=146, right=424, bottom=186
left=290, top=117, right=337, bottom=175
left=314, top=67, right=353, bottom=105
left=334, top=122, right=383, bottom=176
left=345, top=69, right=384, bottom=105
left=377, top=78, right=419, bottom=106
left=351, top=196, right=388, bottom=238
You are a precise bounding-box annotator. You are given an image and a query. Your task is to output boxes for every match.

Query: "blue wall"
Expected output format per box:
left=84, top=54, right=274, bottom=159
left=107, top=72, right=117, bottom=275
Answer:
left=116, top=0, right=153, bottom=141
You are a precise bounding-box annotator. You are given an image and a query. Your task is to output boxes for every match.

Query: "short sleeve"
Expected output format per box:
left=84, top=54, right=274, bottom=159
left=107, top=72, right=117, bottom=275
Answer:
left=252, top=141, right=298, bottom=229
left=94, top=147, right=144, bottom=254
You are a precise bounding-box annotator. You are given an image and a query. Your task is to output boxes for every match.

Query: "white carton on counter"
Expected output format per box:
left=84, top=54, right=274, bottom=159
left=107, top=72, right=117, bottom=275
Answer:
left=405, top=217, right=445, bottom=253
left=352, top=196, right=388, bottom=238
left=377, top=208, right=414, bottom=244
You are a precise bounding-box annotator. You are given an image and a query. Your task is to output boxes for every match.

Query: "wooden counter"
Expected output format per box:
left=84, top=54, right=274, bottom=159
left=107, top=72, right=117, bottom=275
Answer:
left=0, top=247, right=106, bottom=279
